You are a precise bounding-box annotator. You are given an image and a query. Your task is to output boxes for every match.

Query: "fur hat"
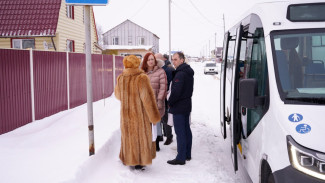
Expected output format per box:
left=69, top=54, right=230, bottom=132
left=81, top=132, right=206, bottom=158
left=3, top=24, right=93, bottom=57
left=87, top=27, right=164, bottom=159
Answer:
left=123, top=55, right=141, bottom=68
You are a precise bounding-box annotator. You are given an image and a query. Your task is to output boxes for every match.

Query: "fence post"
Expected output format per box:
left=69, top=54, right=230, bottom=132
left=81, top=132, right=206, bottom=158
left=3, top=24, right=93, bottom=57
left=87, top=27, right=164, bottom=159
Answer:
left=29, top=49, right=35, bottom=122
left=66, top=52, right=70, bottom=110
left=113, top=55, right=116, bottom=89
left=102, top=54, right=105, bottom=105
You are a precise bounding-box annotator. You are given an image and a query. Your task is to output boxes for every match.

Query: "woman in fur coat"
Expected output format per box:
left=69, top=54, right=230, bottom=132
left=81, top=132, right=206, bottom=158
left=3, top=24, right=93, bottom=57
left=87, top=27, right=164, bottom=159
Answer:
left=141, top=52, right=167, bottom=152
left=114, top=55, right=161, bottom=170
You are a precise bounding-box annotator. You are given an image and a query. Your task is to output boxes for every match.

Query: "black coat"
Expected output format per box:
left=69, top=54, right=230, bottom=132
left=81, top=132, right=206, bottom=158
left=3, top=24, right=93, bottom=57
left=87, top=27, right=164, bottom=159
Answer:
left=168, top=63, right=194, bottom=114
left=162, top=61, right=175, bottom=91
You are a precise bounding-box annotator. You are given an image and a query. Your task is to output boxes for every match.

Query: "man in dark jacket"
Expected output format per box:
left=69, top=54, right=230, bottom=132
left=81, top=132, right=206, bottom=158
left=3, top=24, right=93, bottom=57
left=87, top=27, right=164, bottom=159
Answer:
left=167, top=52, right=194, bottom=165
left=162, top=54, right=174, bottom=91
left=163, top=54, right=172, bottom=67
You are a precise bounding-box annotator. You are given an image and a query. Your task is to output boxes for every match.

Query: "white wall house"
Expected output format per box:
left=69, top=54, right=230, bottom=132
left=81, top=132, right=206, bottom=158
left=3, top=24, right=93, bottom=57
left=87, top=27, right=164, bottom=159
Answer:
left=102, top=19, right=159, bottom=57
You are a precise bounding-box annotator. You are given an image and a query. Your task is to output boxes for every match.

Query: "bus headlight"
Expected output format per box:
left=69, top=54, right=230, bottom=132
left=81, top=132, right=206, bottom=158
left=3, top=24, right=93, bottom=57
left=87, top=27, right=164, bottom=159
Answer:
left=287, top=135, right=325, bottom=180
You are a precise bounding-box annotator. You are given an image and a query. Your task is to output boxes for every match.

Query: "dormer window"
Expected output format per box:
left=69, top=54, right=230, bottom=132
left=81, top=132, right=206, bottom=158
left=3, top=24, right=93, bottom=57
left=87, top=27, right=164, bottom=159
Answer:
left=128, top=36, right=132, bottom=45
left=112, top=37, right=119, bottom=45
left=67, top=5, right=74, bottom=19
left=137, top=37, right=145, bottom=45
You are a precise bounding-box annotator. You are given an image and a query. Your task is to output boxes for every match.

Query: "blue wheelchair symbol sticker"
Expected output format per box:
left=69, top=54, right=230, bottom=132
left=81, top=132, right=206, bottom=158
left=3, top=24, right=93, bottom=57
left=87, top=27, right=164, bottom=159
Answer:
left=296, top=124, right=311, bottom=134
left=288, top=113, right=303, bottom=122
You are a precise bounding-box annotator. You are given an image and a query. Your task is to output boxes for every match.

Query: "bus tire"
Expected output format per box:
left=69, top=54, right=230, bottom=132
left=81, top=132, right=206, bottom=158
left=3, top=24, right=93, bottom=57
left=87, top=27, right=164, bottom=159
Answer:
left=261, top=161, right=275, bottom=183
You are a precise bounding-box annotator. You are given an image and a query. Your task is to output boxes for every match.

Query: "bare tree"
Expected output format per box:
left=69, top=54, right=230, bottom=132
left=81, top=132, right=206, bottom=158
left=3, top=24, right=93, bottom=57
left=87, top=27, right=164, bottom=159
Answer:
left=96, top=24, right=104, bottom=46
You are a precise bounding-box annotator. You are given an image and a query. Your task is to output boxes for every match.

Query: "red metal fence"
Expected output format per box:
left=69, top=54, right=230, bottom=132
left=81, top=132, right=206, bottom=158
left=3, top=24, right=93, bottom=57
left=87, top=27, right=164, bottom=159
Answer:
left=0, top=49, right=32, bottom=134
left=33, top=51, right=68, bottom=120
left=69, top=53, right=87, bottom=109
left=115, top=55, right=124, bottom=86
left=103, top=55, right=114, bottom=98
left=0, top=49, right=123, bottom=135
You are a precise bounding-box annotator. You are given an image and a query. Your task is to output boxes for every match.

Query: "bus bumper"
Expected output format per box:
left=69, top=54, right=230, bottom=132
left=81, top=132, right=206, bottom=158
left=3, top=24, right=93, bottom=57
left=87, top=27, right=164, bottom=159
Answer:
left=273, top=165, right=325, bottom=183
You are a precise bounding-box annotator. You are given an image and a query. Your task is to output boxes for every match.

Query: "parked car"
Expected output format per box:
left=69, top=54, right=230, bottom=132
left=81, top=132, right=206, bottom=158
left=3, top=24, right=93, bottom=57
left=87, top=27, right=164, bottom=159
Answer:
left=204, top=62, right=218, bottom=74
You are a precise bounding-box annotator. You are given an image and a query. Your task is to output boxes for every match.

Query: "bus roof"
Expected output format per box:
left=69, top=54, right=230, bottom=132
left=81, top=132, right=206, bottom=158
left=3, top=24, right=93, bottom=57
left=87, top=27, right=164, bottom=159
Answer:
left=236, top=0, right=325, bottom=36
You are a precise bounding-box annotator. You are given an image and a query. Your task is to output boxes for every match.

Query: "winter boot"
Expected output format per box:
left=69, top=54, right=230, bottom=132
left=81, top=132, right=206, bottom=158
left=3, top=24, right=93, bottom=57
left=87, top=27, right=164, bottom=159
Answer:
left=164, top=137, right=173, bottom=145
left=157, top=135, right=164, bottom=142
left=156, top=138, right=160, bottom=151
left=135, top=165, right=145, bottom=170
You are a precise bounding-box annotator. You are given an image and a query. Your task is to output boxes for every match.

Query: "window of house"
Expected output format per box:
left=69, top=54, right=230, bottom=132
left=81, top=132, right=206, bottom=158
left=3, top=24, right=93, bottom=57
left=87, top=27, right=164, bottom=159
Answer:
left=67, top=40, right=75, bottom=52
left=112, top=37, right=119, bottom=45
left=67, top=5, right=74, bottom=19
left=137, top=37, right=145, bottom=45
left=128, top=36, right=132, bottom=45
left=12, top=39, right=35, bottom=49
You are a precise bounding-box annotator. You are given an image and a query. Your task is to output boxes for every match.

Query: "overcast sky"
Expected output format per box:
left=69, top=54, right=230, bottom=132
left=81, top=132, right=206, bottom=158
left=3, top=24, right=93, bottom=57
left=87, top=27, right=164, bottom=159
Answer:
left=93, top=0, right=266, bottom=57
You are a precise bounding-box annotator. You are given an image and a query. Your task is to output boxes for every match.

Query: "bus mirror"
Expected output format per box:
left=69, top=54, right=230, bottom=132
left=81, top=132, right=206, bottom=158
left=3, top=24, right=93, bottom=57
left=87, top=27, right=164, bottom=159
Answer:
left=239, top=79, right=258, bottom=109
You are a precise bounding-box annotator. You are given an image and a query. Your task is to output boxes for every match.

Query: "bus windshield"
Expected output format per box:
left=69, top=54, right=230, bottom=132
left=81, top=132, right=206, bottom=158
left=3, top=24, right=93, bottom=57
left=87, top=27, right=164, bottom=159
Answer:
left=271, top=29, right=325, bottom=104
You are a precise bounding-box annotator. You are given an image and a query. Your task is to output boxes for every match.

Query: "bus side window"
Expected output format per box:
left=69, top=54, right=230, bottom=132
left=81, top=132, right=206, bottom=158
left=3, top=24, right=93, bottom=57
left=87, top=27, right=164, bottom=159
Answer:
left=227, top=39, right=236, bottom=81
left=246, top=28, right=268, bottom=136
left=239, top=40, right=247, bottom=78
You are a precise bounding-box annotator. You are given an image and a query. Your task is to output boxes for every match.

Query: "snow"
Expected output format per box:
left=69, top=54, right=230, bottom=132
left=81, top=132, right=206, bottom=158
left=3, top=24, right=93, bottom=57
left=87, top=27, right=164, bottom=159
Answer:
left=0, top=62, right=252, bottom=183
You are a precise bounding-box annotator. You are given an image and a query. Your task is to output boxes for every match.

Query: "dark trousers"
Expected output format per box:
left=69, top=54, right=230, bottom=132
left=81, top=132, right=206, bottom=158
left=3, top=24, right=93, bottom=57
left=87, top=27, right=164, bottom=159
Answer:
left=173, top=113, right=192, bottom=161
left=163, top=122, right=173, bottom=139
left=162, top=99, right=173, bottom=139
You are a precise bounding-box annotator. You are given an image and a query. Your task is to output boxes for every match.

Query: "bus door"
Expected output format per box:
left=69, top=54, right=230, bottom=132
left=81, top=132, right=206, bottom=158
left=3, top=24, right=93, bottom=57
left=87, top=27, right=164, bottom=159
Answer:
left=238, top=14, right=269, bottom=176
left=220, top=32, right=230, bottom=139
left=222, top=24, right=244, bottom=172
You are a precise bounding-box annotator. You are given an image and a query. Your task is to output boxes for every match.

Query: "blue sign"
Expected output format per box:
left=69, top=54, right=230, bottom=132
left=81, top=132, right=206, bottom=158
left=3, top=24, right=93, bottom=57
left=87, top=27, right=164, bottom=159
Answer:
left=288, top=113, right=303, bottom=122
left=65, top=0, right=108, bottom=5
left=296, top=124, right=311, bottom=134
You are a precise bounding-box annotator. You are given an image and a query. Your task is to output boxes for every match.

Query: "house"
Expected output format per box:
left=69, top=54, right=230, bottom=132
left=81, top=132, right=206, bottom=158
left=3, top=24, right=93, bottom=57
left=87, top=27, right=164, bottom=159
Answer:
left=0, top=0, right=101, bottom=54
left=102, top=19, right=159, bottom=57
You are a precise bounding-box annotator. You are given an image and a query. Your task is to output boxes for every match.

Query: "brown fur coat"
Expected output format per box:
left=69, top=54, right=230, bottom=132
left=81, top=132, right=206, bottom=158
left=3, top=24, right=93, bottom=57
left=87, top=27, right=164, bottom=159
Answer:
left=115, top=55, right=161, bottom=166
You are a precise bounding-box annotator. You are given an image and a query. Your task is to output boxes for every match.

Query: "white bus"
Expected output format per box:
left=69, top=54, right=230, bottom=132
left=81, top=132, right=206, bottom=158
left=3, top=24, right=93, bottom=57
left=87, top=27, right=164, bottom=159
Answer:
left=220, top=1, right=325, bottom=182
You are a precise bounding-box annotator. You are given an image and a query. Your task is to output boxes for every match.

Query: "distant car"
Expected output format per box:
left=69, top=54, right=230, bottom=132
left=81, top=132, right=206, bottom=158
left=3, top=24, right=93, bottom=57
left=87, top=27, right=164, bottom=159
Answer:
left=204, top=62, right=218, bottom=74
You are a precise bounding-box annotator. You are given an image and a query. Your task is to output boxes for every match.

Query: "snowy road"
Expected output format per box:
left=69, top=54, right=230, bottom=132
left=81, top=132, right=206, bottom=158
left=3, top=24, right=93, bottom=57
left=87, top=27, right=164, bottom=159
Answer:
left=0, top=62, right=252, bottom=183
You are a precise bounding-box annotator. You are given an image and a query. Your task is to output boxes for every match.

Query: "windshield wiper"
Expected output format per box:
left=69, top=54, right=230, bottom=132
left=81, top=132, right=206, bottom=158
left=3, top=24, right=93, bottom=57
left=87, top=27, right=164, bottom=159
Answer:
left=285, top=97, right=325, bottom=104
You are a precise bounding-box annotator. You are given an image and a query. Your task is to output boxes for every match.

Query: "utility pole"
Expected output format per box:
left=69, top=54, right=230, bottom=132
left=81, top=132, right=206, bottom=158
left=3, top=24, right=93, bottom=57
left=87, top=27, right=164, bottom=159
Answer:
left=223, top=14, right=226, bottom=35
left=206, top=44, right=207, bottom=59
left=209, top=40, right=210, bottom=59
left=215, top=32, right=217, bottom=58
left=169, top=0, right=171, bottom=61
left=207, top=44, right=208, bottom=59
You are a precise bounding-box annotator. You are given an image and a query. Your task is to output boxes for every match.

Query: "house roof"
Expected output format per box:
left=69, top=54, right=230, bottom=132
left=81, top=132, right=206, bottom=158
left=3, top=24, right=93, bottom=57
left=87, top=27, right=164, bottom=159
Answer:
left=103, top=45, right=153, bottom=51
left=0, top=0, right=61, bottom=37
left=104, top=19, right=160, bottom=39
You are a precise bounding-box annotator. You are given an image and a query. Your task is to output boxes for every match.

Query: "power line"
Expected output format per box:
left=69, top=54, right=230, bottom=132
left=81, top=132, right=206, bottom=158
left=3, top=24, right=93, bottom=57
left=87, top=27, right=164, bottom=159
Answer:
left=177, top=33, right=216, bottom=51
left=171, top=0, right=223, bottom=32
left=172, top=1, right=206, bottom=27
left=129, top=0, right=151, bottom=19
left=188, top=0, right=222, bottom=27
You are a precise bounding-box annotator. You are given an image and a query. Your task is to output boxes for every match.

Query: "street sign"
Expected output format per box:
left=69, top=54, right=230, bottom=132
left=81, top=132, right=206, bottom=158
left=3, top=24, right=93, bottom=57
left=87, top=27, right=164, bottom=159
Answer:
left=65, top=0, right=108, bottom=6
left=65, top=0, right=109, bottom=156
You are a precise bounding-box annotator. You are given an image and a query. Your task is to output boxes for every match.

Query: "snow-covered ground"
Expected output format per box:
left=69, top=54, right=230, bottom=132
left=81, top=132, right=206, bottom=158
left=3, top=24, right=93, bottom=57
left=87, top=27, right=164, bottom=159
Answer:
left=0, top=62, right=252, bottom=183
